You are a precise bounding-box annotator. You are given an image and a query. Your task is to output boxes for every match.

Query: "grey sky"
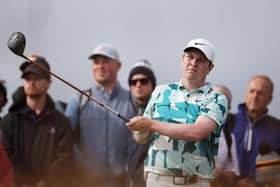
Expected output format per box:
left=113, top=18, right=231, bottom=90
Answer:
left=1, top=0, right=279, bottom=117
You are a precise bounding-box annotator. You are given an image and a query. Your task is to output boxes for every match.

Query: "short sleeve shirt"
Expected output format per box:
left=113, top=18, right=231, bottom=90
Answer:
left=144, top=81, right=228, bottom=179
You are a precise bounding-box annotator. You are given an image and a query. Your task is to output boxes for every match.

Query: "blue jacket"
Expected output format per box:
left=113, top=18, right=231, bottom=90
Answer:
left=233, top=103, right=280, bottom=177
left=65, top=83, right=137, bottom=181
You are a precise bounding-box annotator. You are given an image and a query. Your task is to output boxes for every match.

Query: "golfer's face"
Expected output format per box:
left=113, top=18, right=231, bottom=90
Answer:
left=23, top=74, right=50, bottom=98
left=182, top=49, right=213, bottom=83
left=92, top=56, right=120, bottom=86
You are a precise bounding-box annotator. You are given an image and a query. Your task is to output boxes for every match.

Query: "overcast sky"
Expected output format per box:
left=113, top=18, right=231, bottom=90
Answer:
left=1, top=0, right=279, bottom=117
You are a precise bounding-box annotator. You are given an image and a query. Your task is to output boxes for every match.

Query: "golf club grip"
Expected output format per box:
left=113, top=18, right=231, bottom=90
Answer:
left=118, top=114, right=129, bottom=123
left=21, top=54, right=129, bottom=123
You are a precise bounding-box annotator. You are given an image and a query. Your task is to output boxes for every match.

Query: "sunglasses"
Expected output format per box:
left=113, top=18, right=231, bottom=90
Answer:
left=129, top=78, right=149, bottom=86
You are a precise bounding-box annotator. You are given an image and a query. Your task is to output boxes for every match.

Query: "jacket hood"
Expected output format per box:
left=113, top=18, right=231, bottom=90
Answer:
left=9, top=86, right=55, bottom=113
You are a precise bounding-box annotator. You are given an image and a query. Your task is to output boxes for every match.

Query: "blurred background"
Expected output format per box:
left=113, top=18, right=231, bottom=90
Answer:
left=0, top=0, right=279, bottom=117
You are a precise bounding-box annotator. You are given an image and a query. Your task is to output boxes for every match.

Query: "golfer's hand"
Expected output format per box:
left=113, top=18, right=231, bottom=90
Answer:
left=127, top=116, right=152, bottom=132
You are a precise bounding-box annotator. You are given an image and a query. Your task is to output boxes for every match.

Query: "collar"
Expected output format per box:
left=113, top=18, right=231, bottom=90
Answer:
left=20, top=96, right=54, bottom=120
left=238, top=103, right=268, bottom=124
left=178, top=80, right=213, bottom=94
left=93, top=82, right=122, bottom=99
left=131, top=94, right=147, bottom=115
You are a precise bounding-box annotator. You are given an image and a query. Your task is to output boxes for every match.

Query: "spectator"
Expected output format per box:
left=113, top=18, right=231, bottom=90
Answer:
left=128, top=59, right=156, bottom=115
left=0, top=80, right=8, bottom=117
left=127, top=38, right=228, bottom=187
left=127, top=59, right=156, bottom=187
left=212, top=85, right=239, bottom=187
left=233, top=75, right=280, bottom=186
left=0, top=55, right=73, bottom=187
left=0, top=80, right=14, bottom=187
left=65, top=44, right=136, bottom=187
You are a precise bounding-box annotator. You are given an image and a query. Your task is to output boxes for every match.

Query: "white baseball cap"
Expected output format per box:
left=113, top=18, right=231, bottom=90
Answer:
left=184, top=38, right=215, bottom=63
left=88, top=43, right=120, bottom=62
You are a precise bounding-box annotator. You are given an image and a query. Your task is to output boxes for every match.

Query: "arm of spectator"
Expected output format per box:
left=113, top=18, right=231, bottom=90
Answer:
left=64, top=93, right=80, bottom=129
left=0, top=116, right=16, bottom=164
left=0, top=143, right=15, bottom=187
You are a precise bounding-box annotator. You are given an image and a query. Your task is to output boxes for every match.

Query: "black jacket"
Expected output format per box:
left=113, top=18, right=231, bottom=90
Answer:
left=0, top=87, right=73, bottom=187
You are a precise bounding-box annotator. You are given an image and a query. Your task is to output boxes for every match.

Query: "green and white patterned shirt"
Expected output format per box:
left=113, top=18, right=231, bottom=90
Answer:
left=144, top=81, right=228, bottom=179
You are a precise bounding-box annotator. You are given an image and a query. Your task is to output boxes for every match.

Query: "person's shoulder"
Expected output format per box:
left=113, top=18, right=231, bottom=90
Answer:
left=265, top=115, right=280, bottom=126
left=118, top=85, right=130, bottom=94
left=0, top=112, right=17, bottom=129
left=51, top=110, right=71, bottom=125
left=52, top=113, right=72, bottom=132
left=207, top=86, right=228, bottom=102
left=1, top=111, right=17, bottom=121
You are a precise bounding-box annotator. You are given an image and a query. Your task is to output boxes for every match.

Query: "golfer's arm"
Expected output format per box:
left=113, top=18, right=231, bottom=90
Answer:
left=150, top=115, right=218, bottom=141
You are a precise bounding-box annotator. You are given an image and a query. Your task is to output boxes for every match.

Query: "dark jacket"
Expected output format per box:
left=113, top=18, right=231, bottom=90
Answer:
left=0, top=144, right=14, bottom=187
left=0, top=87, right=73, bottom=187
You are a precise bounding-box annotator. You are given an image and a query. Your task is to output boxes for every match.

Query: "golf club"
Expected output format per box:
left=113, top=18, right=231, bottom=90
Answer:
left=7, top=32, right=129, bottom=122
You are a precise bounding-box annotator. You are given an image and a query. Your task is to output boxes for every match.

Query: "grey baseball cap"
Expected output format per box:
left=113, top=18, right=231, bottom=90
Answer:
left=88, top=43, right=120, bottom=62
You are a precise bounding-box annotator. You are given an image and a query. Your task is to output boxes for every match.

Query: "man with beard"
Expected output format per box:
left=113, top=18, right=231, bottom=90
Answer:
left=0, top=55, right=73, bottom=187
left=0, top=80, right=14, bottom=187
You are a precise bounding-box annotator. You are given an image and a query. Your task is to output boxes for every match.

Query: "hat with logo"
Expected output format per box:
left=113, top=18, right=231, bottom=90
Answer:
left=128, top=59, right=156, bottom=89
left=20, top=55, right=51, bottom=79
left=184, top=38, right=215, bottom=63
left=88, top=43, right=120, bottom=62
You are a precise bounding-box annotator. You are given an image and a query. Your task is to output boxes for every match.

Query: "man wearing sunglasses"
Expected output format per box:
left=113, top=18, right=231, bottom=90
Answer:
left=127, top=39, right=228, bottom=187
left=127, top=60, right=156, bottom=187
left=128, top=59, right=156, bottom=116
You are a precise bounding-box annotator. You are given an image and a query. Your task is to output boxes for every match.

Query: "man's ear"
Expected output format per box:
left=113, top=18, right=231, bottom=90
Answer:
left=116, top=62, right=121, bottom=72
left=209, top=63, right=214, bottom=71
left=268, top=94, right=273, bottom=105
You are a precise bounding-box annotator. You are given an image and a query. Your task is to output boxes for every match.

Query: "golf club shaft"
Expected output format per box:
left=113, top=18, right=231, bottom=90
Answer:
left=21, top=54, right=129, bottom=122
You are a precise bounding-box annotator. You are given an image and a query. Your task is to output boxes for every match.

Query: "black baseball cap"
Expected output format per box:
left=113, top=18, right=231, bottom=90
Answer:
left=20, top=55, right=51, bottom=80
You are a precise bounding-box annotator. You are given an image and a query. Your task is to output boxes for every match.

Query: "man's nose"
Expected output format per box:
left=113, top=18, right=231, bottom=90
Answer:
left=252, top=91, right=258, bottom=98
left=189, top=59, right=198, bottom=66
left=135, top=81, right=142, bottom=87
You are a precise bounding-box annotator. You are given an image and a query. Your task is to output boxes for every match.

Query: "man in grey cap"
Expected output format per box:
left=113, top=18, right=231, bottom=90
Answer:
left=65, top=44, right=136, bottom=187
left=0, top=55, right=73, bottom=187
left=127, top=39, right=228, bottom=187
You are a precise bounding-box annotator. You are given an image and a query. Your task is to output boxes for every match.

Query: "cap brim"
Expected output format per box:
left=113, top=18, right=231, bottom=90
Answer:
left=184, top=47, right=210, bottom=62
left=88, top=54, right=95, bottom=59
left=88, top=53, right=112, bottom=59
left=22, top=71, right=44, bottom=79
left=21, top=66, right=50, bottom=79
left=88, top=53, right=120, bottom=63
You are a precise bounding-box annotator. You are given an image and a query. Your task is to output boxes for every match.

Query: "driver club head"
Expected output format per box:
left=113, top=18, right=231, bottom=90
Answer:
left=7, top=32, right=26, bottom=57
